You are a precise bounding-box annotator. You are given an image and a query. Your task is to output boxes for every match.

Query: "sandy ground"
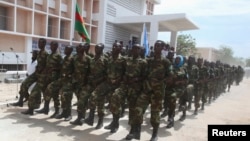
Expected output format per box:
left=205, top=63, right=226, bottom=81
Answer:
left=0, top=78, right=250, bottom=141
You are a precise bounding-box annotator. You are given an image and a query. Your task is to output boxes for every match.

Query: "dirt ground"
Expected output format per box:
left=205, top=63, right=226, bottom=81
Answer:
left=0, top=78, right=250, bottom=141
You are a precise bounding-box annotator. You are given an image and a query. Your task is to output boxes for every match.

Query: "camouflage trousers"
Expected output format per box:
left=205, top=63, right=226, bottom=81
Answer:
left=77, top=84, right=95, bottom=115
left=28, top=73, right=58, bottom=109
left=207, top=82, right=215, bottom=102
left=19, top=73, right=37, bottom=98
left=43, top=79, right=62, bottom=109
left=201, top=84, right=208, bottom=104
left=59, top=79, right=74, bottom=111
left=194, top=85, right=203, bottom=109
left=131, top=81, right=165, bottom=128
left=166, top=87, right=185, bottom=118
left=88, top=81, right=119, bottom=117
left=126, top=83, right=142, bottom=125
left=28, top=82, right=46, bottom=109
left=109, top=84, right=127, bottom=116
left=73, top=82, right=83, bottom=101
left=162, top=86, right=170, bottom=110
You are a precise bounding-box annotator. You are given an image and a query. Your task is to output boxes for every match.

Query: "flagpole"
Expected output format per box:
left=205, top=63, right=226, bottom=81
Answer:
left=70, top=0, right=76, bottom=45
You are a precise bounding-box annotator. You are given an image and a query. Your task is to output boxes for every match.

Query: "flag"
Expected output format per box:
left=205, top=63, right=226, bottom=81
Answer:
left=143, top=23, right=149, bottom=57
left=75, top=4, right=90, bottom=43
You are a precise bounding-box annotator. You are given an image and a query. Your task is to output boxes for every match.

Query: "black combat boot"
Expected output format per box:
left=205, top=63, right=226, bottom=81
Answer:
left=201, top=102, right=205, bottom=110
left=166, top=117, right=174, bottom=129
left=95, top=116, right=104, bottom=129
left=11, top=95, right=24, bottom=107
left=110, top=114, right=120, bottom=133
left=64, top=109, right=72, bottom=121
left=187, top=102, right=192, bottom=110
left=21, top=108, right=34, bottom=115
left=70, top=112, right=83, bottom=125
left=125, top=125, right=135, bottom=140
left=179, top=107, right=186, bottom=121
left=120, top=105, right=126, bottom=118
left=160, top=108, right=168, bottom=118
left=23, top=93, right=29, bottom=102
left=50, top=108, right=59, bottom=118
left=104, top=119, right=114, bottom=130
left=85, top=109, right=95, bottom=126
left=35, top=101, right=50, bottom=115
left=194, top=107, right=198, bottom=115
left=150, top=127, right=159, bottom=141
left=133, top=124, right=141, bottom=140
left=55, top=110, right=67, bottom=119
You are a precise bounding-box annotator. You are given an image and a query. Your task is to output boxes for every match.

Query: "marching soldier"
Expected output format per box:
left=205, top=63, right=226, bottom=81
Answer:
left=21, top=38, right=48, bottom=115
left=125, top=40, right=173, bottom=141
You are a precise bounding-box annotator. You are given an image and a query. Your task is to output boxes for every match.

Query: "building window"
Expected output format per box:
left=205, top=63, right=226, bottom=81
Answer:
left=47, top=18, right=52, bottom=37
left=60, top=20, right=65, bottom=39
left=0, top=6, right=7, bottom=30
left=146, top=0, right=154, bottom=15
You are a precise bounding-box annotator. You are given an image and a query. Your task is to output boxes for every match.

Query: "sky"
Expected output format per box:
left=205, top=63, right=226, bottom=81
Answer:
left=154, top=0, right=250, bottom=59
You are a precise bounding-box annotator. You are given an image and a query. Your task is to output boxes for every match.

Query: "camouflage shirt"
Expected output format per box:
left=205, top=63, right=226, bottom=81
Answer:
left=88, top=55, right=108, bottom=85
left=60, top=55, right=74, bottom=78
left=186, top=64, right=199, bottom=84
left=35, top=50, right=48, bottom=74
left=125, top=57, right=147, bottom=83
left=106, top=54, right=126, bottom=81
left=72, top=54, right=90, bottom=84
left=146, top=57, right=173, bottom=82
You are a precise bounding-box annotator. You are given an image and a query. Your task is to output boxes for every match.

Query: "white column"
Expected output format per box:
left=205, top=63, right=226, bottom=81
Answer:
left=170, top=31, right=177, bottom=51
left=25, top=37, right=33, bottom=70
left=149, top=21, right=158, bottom=47
left=70, top=0, right=76, bottom=45
left=97, top=0, right=107, bottom=44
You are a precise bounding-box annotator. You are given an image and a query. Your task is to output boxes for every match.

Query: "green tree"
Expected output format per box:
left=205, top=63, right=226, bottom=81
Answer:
left=216, top=45, right=245, bottom=66
left=216, top=45, right=234, bottom=64
left=246, top=58, right=250, bottom=67
left=176, top=34, right=197, bottom=56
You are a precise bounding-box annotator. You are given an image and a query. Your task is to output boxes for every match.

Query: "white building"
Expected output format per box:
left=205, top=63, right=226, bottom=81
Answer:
left=0, top=0, right=198, bottom=71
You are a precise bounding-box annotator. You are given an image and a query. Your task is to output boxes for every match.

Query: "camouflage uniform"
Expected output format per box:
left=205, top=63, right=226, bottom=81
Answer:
left=76, top=55, right=107, bottom=125
left=72, top=54, right=89, bottom=102
left=87, top=54, right=125, bottom=132
left=27, top=50, right=48, bottom=109
left=114, top=56, right=147, bottom=126
left=186, top=63, right=199, bottom=110
left=19, top=73, right=37, bottom=101
left=194, top=63, right=209, bottom=114
left=201, top=62, right=210, bottom=110
left=40, top=54, right=74, bottom=117
left=131, top=57, right=172, bottom=129
left=166, top=57, right=188, bottom=128
left=207, top=63, right=216, bottom=103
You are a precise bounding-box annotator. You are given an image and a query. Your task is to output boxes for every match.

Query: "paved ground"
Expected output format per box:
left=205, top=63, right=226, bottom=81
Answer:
left=0, top=78, right=250, bottom=141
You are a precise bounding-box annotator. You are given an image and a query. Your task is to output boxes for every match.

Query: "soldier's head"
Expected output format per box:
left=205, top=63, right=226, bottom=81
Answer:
left=95, top=43, right=104, bottom=55
left=38, top=38, right=47, bottom=50
left=204, top=60, right=210, bottom=67
left=77, top=43, right=85, bottom=55
left=216, top=60, right=221, bottom=67
left=83, top=43, right=90, bottom=53
left=154, top=40, right=165, bottom=55
left=197, top=57, right=203, bottom=66
left=112, top=42, right=122, bottom=55
left=131, top=44, right=141, bottom=58
left=210, top=62, right=215, bottom=68
left=50, top=41, right=58, bottom=53
left=64, top=45, right=73, bottom=56
left=188, top=56, right=196, bottom=65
